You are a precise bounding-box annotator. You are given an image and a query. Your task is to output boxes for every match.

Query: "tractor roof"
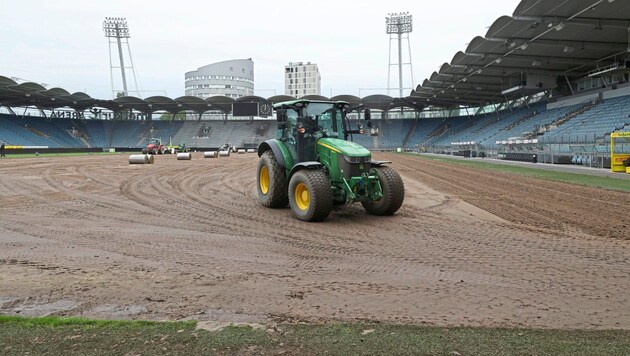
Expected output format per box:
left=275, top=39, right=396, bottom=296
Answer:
left=273, top=99, right=349, bottom=110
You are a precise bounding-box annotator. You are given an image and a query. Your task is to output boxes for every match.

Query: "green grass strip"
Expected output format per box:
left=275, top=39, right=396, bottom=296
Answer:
left=1, top=316, right=629, bottom=355
left=405, top=153, right=630, bottom=192
left=1, top=151, right=124, bottom=158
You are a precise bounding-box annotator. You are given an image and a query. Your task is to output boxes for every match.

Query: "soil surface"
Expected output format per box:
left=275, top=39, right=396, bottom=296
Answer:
left=0, top=152, right=628, bottom=329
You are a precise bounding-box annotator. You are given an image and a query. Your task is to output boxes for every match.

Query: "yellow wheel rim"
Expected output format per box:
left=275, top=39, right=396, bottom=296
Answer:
left=259, top=166, right=269, bottom=194
left=294, top=182, right=310, bottom=211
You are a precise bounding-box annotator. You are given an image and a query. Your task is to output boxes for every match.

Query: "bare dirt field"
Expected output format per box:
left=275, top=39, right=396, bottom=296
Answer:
left=0, top=152, right=628, bottom=329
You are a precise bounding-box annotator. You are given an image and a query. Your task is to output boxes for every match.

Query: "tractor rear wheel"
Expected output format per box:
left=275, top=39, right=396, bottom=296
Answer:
left=257, top=150, right=288, bottom=208
left=362, top=166, right=404, bottom=216
left=288, top=169, right=333, bottom=222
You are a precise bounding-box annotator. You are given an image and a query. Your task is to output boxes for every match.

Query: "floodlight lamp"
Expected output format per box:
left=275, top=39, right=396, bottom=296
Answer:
left=520, top=43, right=529, bottom=50
left=495, top=58, right=502, bottom=64
left=555, top=22, right=565, bottom=31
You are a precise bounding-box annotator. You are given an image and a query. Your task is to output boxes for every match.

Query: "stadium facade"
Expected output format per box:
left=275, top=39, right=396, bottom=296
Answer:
left=185, top=59, right=254, bottom=99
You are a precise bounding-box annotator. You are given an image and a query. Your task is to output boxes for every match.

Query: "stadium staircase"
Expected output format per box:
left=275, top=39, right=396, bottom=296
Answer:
left=538, top=101, right=597, bottom=135
left=541, top=95, right=630, bottom=143
left=422, top=122, right=449, bottom=145
left=401, top=119, right=418, bottom=148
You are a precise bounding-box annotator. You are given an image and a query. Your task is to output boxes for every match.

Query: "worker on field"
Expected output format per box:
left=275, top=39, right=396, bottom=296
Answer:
left=0, top=142, right=6, bottom=158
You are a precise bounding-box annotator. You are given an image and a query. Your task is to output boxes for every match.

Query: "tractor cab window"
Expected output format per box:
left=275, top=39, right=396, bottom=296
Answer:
left=303, top=103, right=333, bottom=117
left=303, top=103, right=340, bottom=137
left=280, top=109, right=299, bottom=140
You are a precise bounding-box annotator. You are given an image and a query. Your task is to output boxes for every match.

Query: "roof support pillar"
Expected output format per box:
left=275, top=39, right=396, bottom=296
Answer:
left=37, top=107, right=47, bottom=119
left=1, top=105, right=16, bottom=116
left=564, top=75, right=575, bottom=96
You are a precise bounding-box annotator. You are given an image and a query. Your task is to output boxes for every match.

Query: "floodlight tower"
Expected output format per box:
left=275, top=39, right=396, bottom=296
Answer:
left=103, top=17, right=141, bottom=98
left=386, top=12, right=414, bottom=98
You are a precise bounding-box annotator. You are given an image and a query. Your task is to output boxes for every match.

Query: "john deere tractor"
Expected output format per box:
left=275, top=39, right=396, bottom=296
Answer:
left=257, top=100, right=404, bottom=222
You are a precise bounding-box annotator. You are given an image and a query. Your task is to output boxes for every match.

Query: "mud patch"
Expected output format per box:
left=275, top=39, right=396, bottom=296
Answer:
left=6, top=299, right=80, bottom=317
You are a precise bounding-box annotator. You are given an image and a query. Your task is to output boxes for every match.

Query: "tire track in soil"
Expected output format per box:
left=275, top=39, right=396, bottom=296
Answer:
left=387, top=153, right=630, bottom=240
left=393, top=156, right=573, bottom=235
left=2, top=154, right=629, bottom=329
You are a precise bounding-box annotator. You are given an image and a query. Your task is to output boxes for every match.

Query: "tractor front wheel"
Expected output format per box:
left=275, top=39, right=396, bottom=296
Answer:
left=257, top=151, right=288, bottom=208
left=362, top=166, right=404, bottom=216
left=288, top=169, right=333, bottom=222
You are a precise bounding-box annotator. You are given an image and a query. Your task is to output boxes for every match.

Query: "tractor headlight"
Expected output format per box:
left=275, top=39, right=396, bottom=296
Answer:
left=346, top=156, right=359, bottom=163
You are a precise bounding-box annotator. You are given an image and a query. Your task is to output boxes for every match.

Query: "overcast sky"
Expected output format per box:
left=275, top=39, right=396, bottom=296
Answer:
left=0, top=0, right=519, bottom=99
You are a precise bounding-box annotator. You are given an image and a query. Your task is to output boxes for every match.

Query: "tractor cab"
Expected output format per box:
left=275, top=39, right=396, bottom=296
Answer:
left=275, top=100, right=370, bottom=163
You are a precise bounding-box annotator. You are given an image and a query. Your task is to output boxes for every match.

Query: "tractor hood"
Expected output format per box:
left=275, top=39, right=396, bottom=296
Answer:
left=317, top=138, right=370, bottom=157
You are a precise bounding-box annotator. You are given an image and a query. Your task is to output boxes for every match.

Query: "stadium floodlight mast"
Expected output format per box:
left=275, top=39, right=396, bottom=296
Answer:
left=103, top=17, right=141, bottom=98
left=386, top=12, right=415, bottom=98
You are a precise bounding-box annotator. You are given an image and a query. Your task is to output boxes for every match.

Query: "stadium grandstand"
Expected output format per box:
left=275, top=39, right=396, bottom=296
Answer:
left=1, top=0, right=629, bottom=169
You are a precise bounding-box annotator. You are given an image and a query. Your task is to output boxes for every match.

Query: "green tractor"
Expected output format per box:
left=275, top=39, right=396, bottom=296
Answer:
left=256, top=100, right=404, bottom=222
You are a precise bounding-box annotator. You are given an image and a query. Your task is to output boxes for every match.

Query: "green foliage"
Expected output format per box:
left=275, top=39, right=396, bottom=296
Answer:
left=159, top=112, right=187, bottom=121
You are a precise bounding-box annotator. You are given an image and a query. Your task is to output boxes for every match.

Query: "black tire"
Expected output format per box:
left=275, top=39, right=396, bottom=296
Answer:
left=288, top=169, right=333, bottom=222
left=141, top=148, right=147, bottom=154
left=257, top=150, right=288, bottom=208
left=362, top=166, right=404, bottom=216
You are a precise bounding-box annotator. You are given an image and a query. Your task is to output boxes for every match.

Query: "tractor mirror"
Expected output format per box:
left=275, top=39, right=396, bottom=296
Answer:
left=276, top=109, right=287, bottom=123
left=364, top=108, right=371, bottom=121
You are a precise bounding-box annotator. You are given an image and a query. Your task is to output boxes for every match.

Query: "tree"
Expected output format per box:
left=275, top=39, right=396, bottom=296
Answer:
left=159, top=112, right=187, bottom=121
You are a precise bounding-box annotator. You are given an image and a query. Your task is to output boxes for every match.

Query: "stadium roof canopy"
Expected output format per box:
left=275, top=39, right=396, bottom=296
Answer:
left=412, top=0, right=630, bottom=107
left=0, top=75, right=426, bottom=116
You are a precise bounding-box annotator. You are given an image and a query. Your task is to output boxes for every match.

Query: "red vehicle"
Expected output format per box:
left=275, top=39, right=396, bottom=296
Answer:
left=142, top=138, right=166, bottom=155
